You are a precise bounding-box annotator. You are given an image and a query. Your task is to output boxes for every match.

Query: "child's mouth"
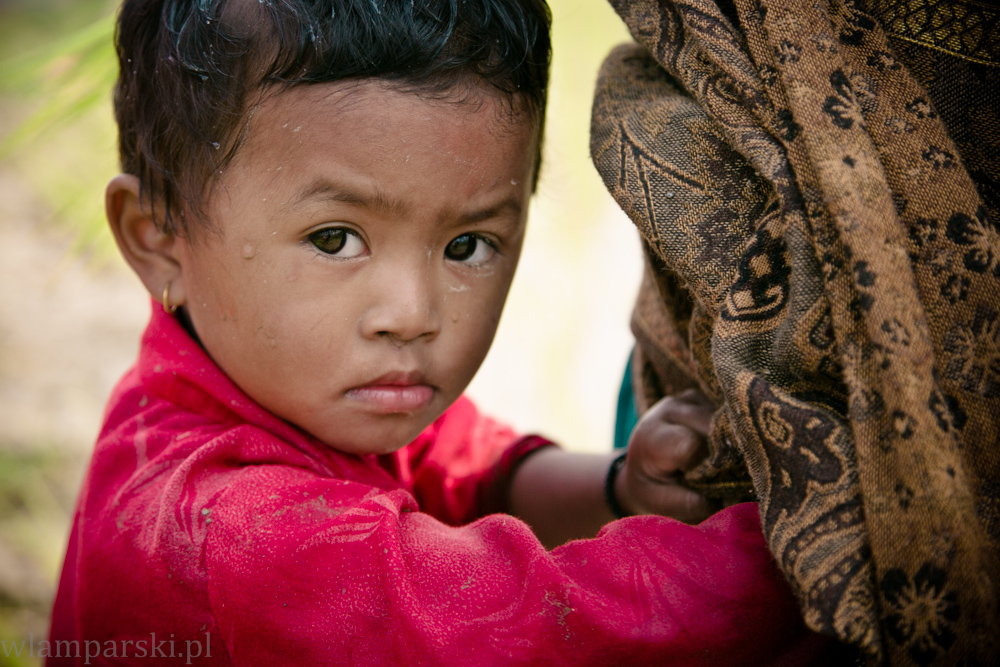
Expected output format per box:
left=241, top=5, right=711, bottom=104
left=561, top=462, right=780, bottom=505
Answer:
left=346, top=373, right=435, bottom=413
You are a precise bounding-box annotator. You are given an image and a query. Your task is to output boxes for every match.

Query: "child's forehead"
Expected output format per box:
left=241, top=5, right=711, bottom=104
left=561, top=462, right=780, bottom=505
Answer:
left=203, top=78, right=539, bottom=222
left=246, top=80, right=537, bottom=152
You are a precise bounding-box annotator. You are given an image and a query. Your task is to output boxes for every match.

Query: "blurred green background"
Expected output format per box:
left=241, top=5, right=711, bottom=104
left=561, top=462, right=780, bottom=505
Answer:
left=0, top=1, right=637, bottom=662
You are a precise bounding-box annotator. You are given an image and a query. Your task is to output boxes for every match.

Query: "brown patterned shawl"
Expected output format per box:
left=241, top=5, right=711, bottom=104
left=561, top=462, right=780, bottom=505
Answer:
left=589, top=0, right=1000, bottom=664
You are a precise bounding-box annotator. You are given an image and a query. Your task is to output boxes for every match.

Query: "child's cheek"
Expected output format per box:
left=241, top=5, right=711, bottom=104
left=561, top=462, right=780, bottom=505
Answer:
left=441, top=270, right=512, bottom=381
left=179, top=250, right=240, bottom=327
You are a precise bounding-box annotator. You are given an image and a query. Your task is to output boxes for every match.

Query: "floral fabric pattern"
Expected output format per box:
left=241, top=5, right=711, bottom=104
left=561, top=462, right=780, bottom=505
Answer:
left=591, top=0, right=1000, bottom=664
left=881, top=563, right=961, bottom=666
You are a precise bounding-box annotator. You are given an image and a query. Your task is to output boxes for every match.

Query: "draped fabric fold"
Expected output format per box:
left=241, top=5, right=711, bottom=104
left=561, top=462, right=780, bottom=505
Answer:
left=590, top=0, right=1000, bottom=664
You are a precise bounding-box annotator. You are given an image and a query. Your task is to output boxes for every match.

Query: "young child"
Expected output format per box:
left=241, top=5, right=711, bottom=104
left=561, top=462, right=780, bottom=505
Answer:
left=47, top=1, right=831, bottom=664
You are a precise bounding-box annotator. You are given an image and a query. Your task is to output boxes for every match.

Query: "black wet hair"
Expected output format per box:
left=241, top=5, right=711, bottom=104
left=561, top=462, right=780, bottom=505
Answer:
left=114, top=0, right=552, bottom=234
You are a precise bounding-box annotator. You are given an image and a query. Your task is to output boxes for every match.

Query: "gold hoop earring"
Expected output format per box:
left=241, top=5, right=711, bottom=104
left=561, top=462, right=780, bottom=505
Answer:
left=162, top=282, right=177, bottom=314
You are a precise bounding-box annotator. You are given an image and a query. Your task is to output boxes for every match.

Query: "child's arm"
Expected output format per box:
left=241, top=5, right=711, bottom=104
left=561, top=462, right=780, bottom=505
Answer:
left=202, top=472, right=827, bottom=667
left=509, top=390, right=718, bottom=549
left=59, top=382, right=830, bottom=666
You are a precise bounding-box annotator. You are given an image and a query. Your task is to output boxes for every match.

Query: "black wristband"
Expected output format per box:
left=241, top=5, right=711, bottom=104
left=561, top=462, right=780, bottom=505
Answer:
left=604, top=452, right=630, bottom=519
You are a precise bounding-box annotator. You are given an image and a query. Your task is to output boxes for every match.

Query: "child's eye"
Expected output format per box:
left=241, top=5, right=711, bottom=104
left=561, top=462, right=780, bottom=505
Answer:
left=445, top=234, right=496, bottom=265
left=308, top=227, right=367, bottom=258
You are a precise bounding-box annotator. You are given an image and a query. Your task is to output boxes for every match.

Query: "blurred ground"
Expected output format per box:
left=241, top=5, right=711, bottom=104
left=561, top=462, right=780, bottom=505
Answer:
left=0, top=167, right=150, bottom=663
left=0, top=1, right=641, bottom=662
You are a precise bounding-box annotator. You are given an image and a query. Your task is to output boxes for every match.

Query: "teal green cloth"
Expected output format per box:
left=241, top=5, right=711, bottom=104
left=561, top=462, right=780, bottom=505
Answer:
left=613, top=351, right=639, bottom=450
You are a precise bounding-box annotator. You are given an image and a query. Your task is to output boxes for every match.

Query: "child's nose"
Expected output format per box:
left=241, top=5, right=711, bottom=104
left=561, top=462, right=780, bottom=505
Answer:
left=359, top=270, right=442, bottom=344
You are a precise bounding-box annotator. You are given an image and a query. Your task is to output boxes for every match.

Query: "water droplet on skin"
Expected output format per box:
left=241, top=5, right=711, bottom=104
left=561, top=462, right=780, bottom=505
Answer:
left=292, top=126, right=302, bottom=132
left=510, top=179, right=519, bottom=186
left=242, top=244, right=256, bottom=259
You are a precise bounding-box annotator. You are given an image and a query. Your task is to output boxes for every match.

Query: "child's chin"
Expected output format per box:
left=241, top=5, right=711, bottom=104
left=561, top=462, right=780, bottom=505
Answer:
left=317, top=417, right=436, bottom=456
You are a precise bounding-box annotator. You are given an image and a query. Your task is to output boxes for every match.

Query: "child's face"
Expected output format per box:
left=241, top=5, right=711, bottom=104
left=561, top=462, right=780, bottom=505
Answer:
left=173, top=81, right=537, bottom=454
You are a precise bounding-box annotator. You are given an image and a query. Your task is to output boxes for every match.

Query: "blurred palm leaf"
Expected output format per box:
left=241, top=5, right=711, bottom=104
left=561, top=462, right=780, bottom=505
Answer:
left=0, top=14, right=116, bottom=154
left=0, top=12, right=118, bottom=260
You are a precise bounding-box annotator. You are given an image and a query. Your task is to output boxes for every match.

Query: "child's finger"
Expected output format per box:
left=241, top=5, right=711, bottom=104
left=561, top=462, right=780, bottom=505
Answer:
left=647, top=392, right=715, bottom=436
left=675, top=388, right=717, bottom=409
left=617, top=465, right=718, bottom=523
left=649, top=483, right=718, bottom=524
left=631, top=421, right=708, bottom=474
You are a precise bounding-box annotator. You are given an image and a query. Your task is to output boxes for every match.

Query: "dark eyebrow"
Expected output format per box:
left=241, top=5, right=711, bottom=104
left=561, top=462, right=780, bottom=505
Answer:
left=290, top=179, right=410, bottom=218
left=290, top=178, right=522, bottom=224
left=458, top=197, right=522, bottom=224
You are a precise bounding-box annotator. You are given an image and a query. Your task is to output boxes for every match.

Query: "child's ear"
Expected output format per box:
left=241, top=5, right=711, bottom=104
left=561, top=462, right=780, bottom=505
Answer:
left=106, top=174, right=186, bottom=310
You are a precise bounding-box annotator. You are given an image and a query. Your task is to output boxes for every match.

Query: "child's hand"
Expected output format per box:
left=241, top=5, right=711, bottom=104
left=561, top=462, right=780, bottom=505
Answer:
left=614, top=389, right=718, bottom=523
left=508, top=389, right=719, bottom=547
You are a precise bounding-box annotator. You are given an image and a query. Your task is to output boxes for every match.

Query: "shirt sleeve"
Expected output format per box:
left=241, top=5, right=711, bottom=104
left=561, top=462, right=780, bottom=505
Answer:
left=383, top=396, right=555, bottom=525
left=204, top=465, right=830, bottom=667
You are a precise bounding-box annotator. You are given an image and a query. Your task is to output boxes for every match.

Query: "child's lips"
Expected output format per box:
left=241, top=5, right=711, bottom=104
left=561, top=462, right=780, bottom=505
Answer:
left=346, top=373, right=435, bottom=413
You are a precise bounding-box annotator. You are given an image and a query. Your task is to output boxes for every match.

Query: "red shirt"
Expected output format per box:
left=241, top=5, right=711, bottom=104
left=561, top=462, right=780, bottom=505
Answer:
left=48, top=305, right=829, bottom=666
